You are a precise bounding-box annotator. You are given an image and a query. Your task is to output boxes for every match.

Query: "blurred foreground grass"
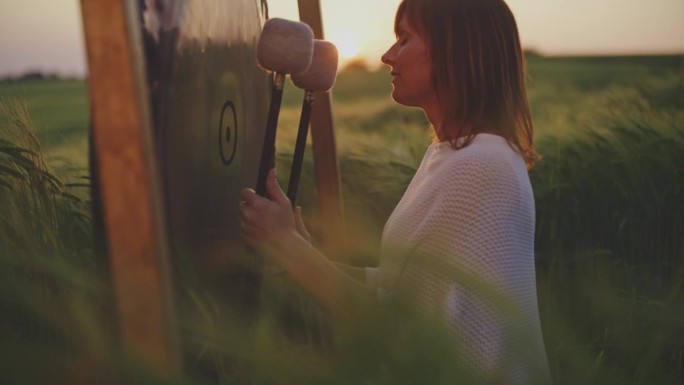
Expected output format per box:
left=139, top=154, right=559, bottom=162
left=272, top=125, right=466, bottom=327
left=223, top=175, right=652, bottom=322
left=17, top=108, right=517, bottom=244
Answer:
left=1, top=55, right=683, bottom=383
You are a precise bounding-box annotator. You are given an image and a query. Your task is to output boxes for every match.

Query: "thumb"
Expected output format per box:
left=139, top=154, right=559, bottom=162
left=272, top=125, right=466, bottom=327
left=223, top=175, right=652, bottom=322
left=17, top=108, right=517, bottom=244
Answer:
left=266, top=168, right=289, bottom=205
left=294, top=207, right=311, bottom=243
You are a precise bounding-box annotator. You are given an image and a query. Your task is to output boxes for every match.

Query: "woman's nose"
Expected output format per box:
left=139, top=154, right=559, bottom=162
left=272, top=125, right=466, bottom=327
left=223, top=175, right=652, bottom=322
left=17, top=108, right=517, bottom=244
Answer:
left=381, top=44, right=396, bottom=66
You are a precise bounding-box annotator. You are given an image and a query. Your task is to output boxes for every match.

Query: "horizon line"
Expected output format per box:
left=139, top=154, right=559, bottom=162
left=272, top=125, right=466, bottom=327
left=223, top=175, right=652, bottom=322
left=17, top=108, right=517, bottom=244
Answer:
left=1, top=51, right=682, bottom=79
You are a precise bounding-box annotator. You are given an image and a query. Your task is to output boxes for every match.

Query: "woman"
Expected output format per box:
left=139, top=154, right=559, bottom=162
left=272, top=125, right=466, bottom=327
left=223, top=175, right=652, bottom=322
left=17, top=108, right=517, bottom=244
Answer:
left=239, top=0, right=551, bottom=382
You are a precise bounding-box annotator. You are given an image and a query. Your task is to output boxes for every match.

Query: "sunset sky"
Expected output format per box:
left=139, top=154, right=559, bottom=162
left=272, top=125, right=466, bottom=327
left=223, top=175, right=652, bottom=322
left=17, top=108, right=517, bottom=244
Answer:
left=0, top=0, right=683, bottom=77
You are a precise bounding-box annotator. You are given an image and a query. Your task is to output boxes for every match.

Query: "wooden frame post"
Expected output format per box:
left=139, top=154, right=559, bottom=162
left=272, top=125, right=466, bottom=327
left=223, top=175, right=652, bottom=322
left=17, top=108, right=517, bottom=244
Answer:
left=297, top=0, right=347, bottom=259
left=80, top=0, right=181, bottom=372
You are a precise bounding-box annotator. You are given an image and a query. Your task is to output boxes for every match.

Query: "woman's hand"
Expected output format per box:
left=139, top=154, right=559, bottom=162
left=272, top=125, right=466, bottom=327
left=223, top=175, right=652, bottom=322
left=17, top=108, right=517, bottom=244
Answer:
left=294, top=206, right=311, bottom=243
left=241, top=169, right=373, bottom=319
left=240, top=169, right=301, bottom=251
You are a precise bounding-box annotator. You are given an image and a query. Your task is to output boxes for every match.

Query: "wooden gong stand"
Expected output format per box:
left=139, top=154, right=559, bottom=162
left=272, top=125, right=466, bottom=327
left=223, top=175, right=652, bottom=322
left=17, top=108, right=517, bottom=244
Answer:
left=81, top=0, right=344, bottom=373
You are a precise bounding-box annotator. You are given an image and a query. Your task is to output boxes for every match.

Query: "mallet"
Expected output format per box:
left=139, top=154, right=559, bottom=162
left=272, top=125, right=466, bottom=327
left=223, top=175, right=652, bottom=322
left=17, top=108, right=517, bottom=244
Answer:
left=255, top=18, right=314, bottom=197
left=287, top=40, right=339, bottom=207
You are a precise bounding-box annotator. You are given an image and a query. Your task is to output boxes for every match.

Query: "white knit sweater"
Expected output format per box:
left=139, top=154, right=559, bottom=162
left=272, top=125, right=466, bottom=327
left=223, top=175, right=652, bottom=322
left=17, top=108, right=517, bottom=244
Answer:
left=366, top=134, right=550, bottom=384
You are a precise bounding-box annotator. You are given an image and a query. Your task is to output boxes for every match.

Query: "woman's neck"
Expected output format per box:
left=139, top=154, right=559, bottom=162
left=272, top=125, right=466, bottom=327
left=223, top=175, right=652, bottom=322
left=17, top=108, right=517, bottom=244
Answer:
left=427, top=111, right=498, bottom=142
left=423, top=105, right=449, bottom=141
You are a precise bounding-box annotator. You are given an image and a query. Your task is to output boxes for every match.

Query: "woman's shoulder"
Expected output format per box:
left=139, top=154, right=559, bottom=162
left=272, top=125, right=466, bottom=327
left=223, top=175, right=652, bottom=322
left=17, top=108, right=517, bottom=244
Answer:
left=420, top=134, right=532, bottom=209
left=465, top=133, right=520, bottom=159
left=436, top=134, right=526, bottom=176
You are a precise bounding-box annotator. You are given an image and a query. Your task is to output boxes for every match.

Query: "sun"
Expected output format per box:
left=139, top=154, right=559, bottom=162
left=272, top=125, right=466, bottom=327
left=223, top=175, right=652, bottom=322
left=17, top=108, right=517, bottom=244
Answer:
left=330, top=30, right=361, bottom=61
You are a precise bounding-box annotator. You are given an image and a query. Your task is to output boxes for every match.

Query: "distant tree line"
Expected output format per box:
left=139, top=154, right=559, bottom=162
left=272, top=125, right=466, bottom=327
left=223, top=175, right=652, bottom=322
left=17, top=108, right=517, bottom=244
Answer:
left=0, top=71, right=83, bottom=82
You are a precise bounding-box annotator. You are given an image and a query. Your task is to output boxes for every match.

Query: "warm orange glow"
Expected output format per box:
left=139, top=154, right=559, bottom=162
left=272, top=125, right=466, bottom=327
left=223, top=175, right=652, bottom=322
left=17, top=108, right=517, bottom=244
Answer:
left=1, top=0, right=684, bottom=78
left=330, top=30, right=361, bottom=61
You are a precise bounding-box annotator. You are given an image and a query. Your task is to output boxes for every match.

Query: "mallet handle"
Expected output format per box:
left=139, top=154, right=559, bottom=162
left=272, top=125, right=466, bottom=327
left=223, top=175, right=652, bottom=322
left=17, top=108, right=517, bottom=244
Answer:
left=287, top=90, right=315, bottom=206
left=256, top=72, right=285, bottom=196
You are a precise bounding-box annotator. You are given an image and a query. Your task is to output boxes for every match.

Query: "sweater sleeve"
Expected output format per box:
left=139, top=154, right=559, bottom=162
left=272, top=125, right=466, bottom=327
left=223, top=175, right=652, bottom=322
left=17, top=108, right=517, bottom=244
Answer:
left=396, top=148, right=538, bottom=382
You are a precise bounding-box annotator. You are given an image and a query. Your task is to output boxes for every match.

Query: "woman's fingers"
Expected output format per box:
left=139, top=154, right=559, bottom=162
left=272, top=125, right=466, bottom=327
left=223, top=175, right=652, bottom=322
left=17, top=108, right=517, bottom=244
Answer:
left=294, top=206, right=311, bottom=243
left=240, top=187, right=259, bottom=205
left=238, top=169, right=297, bottom=247
left=266, top=168, right=290, bottom=206
left=239, top=192, right=263, bottom=235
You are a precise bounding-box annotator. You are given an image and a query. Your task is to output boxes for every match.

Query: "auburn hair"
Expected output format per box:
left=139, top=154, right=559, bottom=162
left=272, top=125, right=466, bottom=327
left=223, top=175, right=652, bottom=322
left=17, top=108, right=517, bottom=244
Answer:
left=396, top=0, right=537, bottom=167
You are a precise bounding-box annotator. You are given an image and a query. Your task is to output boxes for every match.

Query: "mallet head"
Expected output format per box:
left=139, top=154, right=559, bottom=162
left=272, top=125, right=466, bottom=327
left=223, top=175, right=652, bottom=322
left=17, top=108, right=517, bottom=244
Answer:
left=257, top=18, right=314, bottom=75
left=291, top=40, right=339, bottom=92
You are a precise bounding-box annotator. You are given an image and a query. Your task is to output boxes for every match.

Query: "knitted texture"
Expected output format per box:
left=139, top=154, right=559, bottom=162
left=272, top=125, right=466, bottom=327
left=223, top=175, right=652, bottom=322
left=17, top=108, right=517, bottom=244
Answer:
left=370, top=134, right=550, bottom=384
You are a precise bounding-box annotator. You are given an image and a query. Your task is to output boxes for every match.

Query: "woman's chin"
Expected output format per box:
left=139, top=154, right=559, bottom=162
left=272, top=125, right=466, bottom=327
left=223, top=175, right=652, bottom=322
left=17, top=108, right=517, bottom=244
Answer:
left=390, top=91, right=410, bottom=106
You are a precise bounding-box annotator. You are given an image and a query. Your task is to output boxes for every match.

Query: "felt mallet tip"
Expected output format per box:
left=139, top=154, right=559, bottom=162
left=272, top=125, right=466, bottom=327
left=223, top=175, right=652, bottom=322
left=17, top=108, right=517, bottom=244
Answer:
left=257, top=18, right=314, bottom=75
left=291, top=40, right=339, bottom=92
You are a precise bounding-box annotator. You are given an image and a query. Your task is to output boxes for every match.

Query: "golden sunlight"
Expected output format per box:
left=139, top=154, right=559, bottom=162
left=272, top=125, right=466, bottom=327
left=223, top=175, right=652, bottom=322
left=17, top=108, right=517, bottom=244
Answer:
left=329, top=29, right=361, bottom=61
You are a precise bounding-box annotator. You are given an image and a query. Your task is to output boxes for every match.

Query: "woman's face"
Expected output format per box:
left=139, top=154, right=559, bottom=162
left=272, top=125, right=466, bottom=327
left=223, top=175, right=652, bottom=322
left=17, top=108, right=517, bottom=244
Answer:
left=381, top=14, right=436, bottom=110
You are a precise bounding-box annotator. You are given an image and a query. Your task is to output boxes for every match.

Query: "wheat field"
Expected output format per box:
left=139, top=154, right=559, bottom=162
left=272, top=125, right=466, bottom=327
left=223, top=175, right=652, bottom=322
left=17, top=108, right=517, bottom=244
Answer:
left=1, top=55, right=683, bottom=384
